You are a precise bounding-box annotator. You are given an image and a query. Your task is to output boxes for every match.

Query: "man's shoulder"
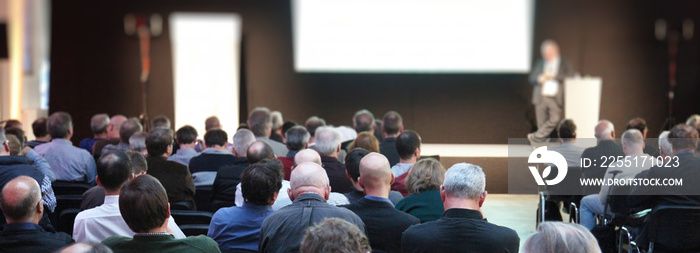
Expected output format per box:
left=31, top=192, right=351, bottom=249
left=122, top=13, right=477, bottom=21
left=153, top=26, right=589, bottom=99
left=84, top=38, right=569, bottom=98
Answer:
left=178, top=235, right=220, bottom=251
left=101, top=235, right=132, bottom=246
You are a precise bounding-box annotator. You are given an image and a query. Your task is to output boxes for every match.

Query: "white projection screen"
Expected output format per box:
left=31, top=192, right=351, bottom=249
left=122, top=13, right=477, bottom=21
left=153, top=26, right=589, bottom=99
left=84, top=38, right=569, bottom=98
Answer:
left=170, top=13, right=241, bottom=138
left=292, top=0, right=534, bottom=73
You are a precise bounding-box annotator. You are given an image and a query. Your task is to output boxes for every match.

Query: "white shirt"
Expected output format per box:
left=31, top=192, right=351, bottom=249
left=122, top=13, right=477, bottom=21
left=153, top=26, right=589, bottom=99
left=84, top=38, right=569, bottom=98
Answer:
left=73, top=195, right=186, bottom=243
left=234, top=180, right=349, bottom=210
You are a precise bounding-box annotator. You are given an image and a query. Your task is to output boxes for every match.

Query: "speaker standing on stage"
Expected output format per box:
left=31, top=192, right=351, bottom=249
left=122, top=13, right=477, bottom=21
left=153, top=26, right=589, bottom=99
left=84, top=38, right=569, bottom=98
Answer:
left=528, top=40, right=575, bottom=143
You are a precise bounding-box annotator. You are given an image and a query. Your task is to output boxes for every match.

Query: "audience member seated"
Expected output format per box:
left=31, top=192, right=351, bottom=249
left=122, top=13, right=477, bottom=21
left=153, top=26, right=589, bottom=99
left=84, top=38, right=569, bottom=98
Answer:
left=352, top=109, right=377, bottom=135
left=379, top=111, right=404, bottom=167
left=202, top=116, right=226, bottom=152
left=627, top=117, right=660, bottom=157
left=92, top=115, right=127, bottom=159
left=81, top=151, right=147, bottom=210
left=395, top=158, right=445, bottom=223
left=211, top=129, right=256, bottom=210
left=628, top=124, right=700, bottom=249
left=248, top=107, right=288, bottom=157
left=58, top=242, right=114, bottom=253
left=101, top=175, right=220, bottom=253
left=188, top=129, right=235, bottom=186
left=80, top=114, right=109, bottom=154
left=335, top=126, right=357, bottom=158
left=304, top=116, right=326, bottom=145
left=391, top=130, right=421, bottom=196
left=342, top=153, right=419, bottom=253
left=74, top=151, right=185, bottom=242
left=35, top=112, right=97, bottom=185
left=128, top=132, right=147, bottom=155
left=549, top=119, right=585, bottom=167
left=269, top=111, right=285, bottom=143
left=279, top=126, right=310, bottom=180
left=402, top=163, right=520, bottom=252
left=5, top=127, right=56, bottom=181
left=2, top=120, right=21, bottom=132
left=102, top=118, right=143, bottom=155
left=145, top=129, right=196, bottom=209
left=657, top=130, right=672, bottom=159
left=580, top=120, right=624, bottom=187
left=344, top=148, right=403, bottom=205
left=315, top=126, right=354, bottom=193
left=259, top=162, right=364, bottom=253
left=168, top=125, right=199, bottom=166
left=521, top=222, right=600, bottom=253
left=208, top=159, right=283, bottom=252
left=26, top=117, right=51, bottom=148
left=300, top=218, right=371, bottom=253
left=0, top=176, right=73, bottom=251
left=685, top=114, right=700, bottom=156
left=346, top=131, right=380, bottom=153
left=4, top=132, right=20, bottom=156
left=580, top=129, right=652, bottom=230
left=151, top=115, right=171, bottom=130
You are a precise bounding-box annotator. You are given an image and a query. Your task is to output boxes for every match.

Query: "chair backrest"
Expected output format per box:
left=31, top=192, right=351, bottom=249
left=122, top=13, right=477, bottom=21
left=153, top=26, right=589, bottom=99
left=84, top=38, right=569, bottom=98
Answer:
left=647, top=205, right=700, bottom=252
left=607, top=184, right=632, bottom=216
left=52, top=181, right=91, bottom=196
left=546, top=166, right=583, bottom=196
left=170, top=210, right=213, bottom=225
left=57, top=208, right=80, bottom=235
left=178, top=224, right=210, bottom=237
left=50, top=195, right=83, bottom=228
left=170, top=201, right=195, bottom=211
left=194, top=185, right=213, bottom=212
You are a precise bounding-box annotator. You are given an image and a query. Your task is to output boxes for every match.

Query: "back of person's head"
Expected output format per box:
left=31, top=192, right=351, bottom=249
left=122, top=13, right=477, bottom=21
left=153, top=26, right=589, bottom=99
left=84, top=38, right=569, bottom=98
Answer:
left=119, top=118, right=143, bottom=143
left=285, top=126, right=310, bottom=151
left=300, top=218, right=371, bottom=253
left=175, top=125, right=198, bottom=145
left=314, top=126, right=341, bottom=156
left=5, top=128, right=24, bottom=151
left=405, top=158, right=445, bottom=194
left=345, top=148, right=370, bottom=183
left=241, top=158, right=284, bottom=205
left=204, top=129, right=228, bottom=147
left=621, top=129, right=644, bottom=154
left=146, top=128, right=173, bottom=157
left=58, top=242, right=114, bottom=253
left=282, top=121, right=298, bottom=137
left=96, top=151, right=132, bottom=191
left=347, top=132, right=379, bottom=153
left=0, top=176, right=42, bottom=223
left=522, top=222, right=601, bottom=253
left=248, top=107, right=272, bottom=137
left=289, top=162, right=330, bottom=196
left=205, top=116, right=221, bottom=131
left=119, top=174, right=169, bottom=233
left=382, top=111, right=403, bottom=136
left=47, top=111, right=73, bottom=139
left=294, top=149, right=322, bottom=166
left=626, top=117, right=647, bottom=135
left=443, top=163, right=485, bottom=200
left=151, top=115, right=171, bottom=130
left=91, top=114, right=110, bottom=135
left=396, top=130, right=421, bottom=160
left=594, top=120, right=615, bottom=140
left=557, top=119, right=577, bottom=140
left=305, top=116, right=326, bottom=137
left=233, top=129, right=256, bottom=156
left=353, top=109, right=376, bottom=133
left=658, top=131, right=672, bottom=157
left=247, top=141, right=275, bottom=164
left=668, top=124, right=700, bottom=153
left=108, top=115, right=127, bottom=138
left=358, top=153, right=392, bottom=190
left=31, top=117, right=48, bottom=138
left=686, top=114, right=700, bottom=131
left=271, top=111, right=284, bottom=132
left=126, top=150, right=148, bottom=175
left=129, top=132, right=147, bottom=152
left=3, top=120, right=21, bottom=131
left=6, top=135, right=21, bottom=156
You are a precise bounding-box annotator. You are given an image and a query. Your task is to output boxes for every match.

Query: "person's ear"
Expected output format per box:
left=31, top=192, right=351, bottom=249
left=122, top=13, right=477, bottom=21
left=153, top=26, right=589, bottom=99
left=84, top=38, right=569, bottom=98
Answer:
left=358, top=177, right=365, bottom=190
left=287, top=188, right=295, bottom=201
left=270, top=191, right=279, bottom=204
left=414, top=148, right=420, bottom=159
left=336, top=145, right=341, bottom=153
left=324, top=186, right=331, bottom=200
left=3, top=143, right=9, bottom=153
left=389, top=173, right=395, bottom=186
left=95, top=176, right=103, bottom=187
left=36, top=200, right=44, bottom=216
left=611, top=131, right=615, bottom=139
left=166, top=203, right=171, bottom=218
left=304, top=143, right=309, bottom=149
left=479, top=191, right=488, bottom=207
left=166, top=145, right=173, bottom=156
left=440, top=185, right=446, bottom=202
left=345, top=171, right=354, bottom=181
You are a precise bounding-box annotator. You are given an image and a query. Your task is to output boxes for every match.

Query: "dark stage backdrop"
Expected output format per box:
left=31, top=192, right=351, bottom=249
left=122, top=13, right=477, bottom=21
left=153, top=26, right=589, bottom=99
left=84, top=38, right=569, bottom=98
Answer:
left=50, top=0, right=699, bottom=145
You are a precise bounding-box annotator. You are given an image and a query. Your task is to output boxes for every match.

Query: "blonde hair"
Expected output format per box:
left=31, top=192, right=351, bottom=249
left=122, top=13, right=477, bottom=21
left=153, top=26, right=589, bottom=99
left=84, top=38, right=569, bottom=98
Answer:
left=405, top=158, right=445, bottom=194
left=346, top=131, right=379, bottom=153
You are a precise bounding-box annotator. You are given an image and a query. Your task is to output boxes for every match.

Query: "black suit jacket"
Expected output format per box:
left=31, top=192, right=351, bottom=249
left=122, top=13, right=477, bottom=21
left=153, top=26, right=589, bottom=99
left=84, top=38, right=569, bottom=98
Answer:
left=188, top=152, right=237, bottom=174
left=343, top=197, right=419, bottom=253
left=528, top=58, right=574, bottom=106
left=321, top=155, right=354, bottom=193
left=580, top=140, right=625, bottom=179
left=380, top=138, right=400, bottom=167
left=628, top=152, right=700, bottom=209
left=147, top=156, right=196, bottom=207
left=211, top=157, right=249, bottom=211
left=0, top=223, right=73, bottom=252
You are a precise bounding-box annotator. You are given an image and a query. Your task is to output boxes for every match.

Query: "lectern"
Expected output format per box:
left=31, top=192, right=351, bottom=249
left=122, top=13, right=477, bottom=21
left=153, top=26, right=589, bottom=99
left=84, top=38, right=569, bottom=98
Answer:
left=564, top=77, right=602, bottom=140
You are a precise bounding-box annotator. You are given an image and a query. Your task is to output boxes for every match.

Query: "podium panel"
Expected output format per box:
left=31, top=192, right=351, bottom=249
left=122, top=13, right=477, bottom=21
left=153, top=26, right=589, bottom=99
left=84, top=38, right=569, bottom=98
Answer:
left=564, top=77, right=602, bottom=140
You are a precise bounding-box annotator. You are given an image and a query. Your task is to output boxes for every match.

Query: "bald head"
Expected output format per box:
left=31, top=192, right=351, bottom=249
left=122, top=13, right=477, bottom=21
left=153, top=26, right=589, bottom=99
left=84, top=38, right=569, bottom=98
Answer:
left=294, top=149, right=322, bottom=166
left=288, top=162, right=330, bottom=200
left=358, top=153, right=392, bottom=194
left=594, top=120, right=615, bottom=140
left=0, top=176, right=42, bottom=223
left=108, top=115, right=128, bottom=139
left=247, top=141, right=275, bottom=164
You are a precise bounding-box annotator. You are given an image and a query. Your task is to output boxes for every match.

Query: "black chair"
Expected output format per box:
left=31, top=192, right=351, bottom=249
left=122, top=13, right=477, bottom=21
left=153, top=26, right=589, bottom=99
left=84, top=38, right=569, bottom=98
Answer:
left=52, top=181, right=91, bottom=196
left=179, top=224, right=210, bottom=237
left=50, top=195, right=82, bottom=228
left=621, top=205, right=700, bottom=253
left=194, top=185, right=213, bottom=212
left=57, top=208, right=80, bottom=235
left=537, top=166, right=584, bottom=224
left=170, top=210, right=213, bottom=225
left=170, top=201, right=195, bottom=211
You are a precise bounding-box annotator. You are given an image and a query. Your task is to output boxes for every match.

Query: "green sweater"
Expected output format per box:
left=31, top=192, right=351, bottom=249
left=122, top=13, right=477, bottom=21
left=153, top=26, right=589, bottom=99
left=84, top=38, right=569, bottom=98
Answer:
left=395, top=189, right=445, bottom=223
left=102, top=234, right=221, bottom=253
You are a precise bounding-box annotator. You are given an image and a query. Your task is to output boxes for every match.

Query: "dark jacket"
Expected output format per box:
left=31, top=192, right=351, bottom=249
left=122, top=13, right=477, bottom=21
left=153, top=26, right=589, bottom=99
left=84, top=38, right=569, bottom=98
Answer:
left=402, top=208, right=520, bottom=253
left=580, top=140, right=624, bottom=193
left=0, top=223, right=73, bottom=252
left=147, top=156, right=196, bottom=207
left=628, top=152, right=700, bottom=208
left=211, top=157, right=249, bottom=211
left=259, top=193, right=365, bottom=253
left=528, top=58, right=575, bottom=106
left=343, top=197, right=419, bottom=253
left=188, top=152, right=237, bottom=174
left=320, top=156, right=354, bottom=194
left=379, top=138, right=400, bottom=167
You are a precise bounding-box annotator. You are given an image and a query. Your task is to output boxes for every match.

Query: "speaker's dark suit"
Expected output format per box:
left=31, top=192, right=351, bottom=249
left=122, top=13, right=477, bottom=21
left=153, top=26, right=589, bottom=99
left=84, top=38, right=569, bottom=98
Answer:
left=528, top=58, right=574, bottom=140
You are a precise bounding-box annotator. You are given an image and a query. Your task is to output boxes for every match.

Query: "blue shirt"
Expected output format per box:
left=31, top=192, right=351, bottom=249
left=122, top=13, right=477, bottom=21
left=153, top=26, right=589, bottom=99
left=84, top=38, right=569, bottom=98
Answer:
left=208, top=203, right=273, bottom=252
left=79, top=138, right=105, bottom=154
left=168, top=148, right=199, bottom=166
left=34, top=139, right=97, bottom=185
